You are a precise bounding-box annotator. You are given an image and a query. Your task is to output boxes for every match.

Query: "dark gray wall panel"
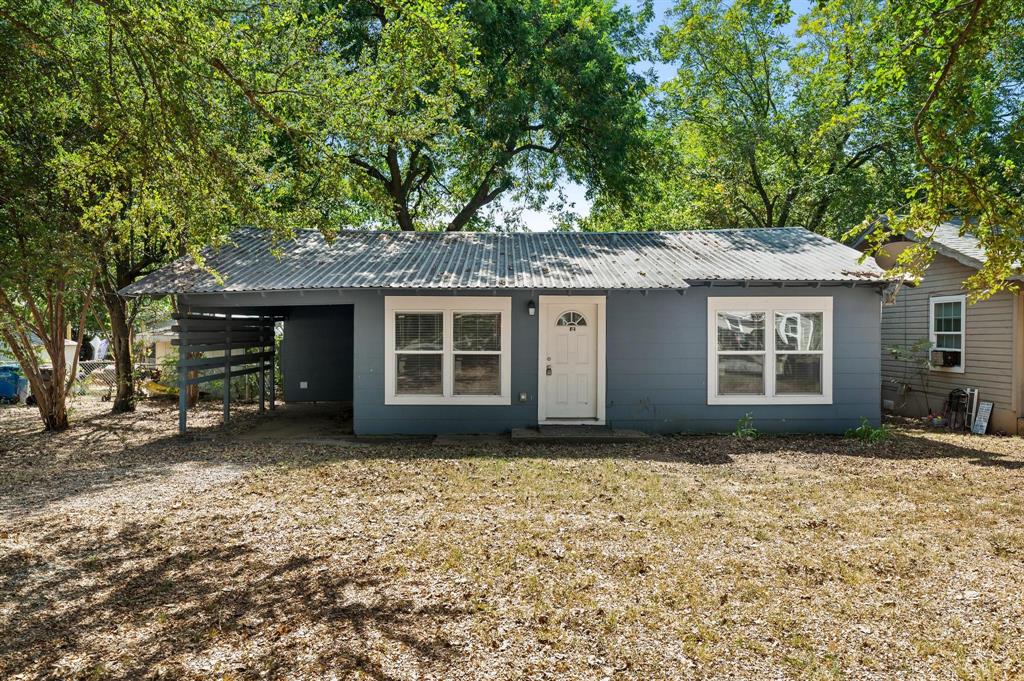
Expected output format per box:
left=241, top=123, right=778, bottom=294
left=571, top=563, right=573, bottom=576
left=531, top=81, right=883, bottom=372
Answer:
left=281, top=305, right=353, bottom=401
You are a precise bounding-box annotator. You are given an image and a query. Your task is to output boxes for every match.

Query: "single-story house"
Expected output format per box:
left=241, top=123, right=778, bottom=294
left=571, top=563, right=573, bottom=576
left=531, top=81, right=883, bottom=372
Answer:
left=857, top=220, right=1024, bottom=435
left=121, top=227, right=889, bottom=435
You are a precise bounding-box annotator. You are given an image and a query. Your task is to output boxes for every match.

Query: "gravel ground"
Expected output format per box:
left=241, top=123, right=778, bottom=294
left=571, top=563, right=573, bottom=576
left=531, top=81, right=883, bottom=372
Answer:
left=1, top=398, right=1023, bottom=680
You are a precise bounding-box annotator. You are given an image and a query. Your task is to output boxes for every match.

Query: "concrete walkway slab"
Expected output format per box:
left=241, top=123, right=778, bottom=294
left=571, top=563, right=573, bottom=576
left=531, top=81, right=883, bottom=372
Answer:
left=511, top=426, right=649, bottom=443
left=234, top=402, right=353, bottom=443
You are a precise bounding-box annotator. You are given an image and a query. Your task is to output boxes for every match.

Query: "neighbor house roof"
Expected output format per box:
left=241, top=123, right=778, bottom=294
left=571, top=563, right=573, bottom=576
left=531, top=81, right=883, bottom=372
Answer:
left=120, top=227, right=887, bottom=296
left=853, top=218, right=1019, bottom=273
left=926, top=221, right=991, bottom=270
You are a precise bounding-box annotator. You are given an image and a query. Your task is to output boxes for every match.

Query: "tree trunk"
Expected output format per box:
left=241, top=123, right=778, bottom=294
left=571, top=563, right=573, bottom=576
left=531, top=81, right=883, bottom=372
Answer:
left=41, top=402, right=69, bottom=431
left=103, top=289, right=136, bottom=413
left=187, top=352, right=199, bottom=407
left=393, top=198, right=415, bottom=231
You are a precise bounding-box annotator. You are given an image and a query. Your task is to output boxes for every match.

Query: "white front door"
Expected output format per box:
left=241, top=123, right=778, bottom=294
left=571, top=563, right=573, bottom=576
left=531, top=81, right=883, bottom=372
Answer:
left=541, top=301, right=599, bottom=420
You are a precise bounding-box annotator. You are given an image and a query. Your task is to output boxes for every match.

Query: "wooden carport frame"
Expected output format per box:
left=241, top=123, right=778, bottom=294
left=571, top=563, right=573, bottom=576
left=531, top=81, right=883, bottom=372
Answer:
left=172, top=310, right=283, bottom=434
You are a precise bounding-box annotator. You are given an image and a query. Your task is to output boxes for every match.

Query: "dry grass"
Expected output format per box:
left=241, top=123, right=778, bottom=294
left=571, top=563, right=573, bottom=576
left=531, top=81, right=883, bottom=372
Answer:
left=2, top=399, right=1023, bottom=680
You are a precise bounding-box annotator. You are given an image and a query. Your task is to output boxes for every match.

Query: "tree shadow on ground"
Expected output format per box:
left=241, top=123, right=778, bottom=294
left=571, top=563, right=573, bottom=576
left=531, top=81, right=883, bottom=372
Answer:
left=0, top=519, right=464, bottom=680
left=724, top=430, right=1024, bottom=470
left=3, top=404, right=1021, bottom=518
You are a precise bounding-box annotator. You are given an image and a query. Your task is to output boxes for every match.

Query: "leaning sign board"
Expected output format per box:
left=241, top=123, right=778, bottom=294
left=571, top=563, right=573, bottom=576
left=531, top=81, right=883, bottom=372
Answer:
left=972, top=401, right=994, bottom=435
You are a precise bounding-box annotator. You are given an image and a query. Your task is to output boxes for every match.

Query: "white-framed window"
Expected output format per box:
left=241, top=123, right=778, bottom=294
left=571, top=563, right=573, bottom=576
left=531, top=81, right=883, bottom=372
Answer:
left=384, top=296, right=512, bottom=405
left=707, top=297, right=833, bottom=405
left=929, top=294, right=966, bottom=373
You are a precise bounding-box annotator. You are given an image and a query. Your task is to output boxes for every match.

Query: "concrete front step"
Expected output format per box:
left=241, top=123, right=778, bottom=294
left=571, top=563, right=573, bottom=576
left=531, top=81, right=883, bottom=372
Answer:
left=510, top=425, right=649, bottom=443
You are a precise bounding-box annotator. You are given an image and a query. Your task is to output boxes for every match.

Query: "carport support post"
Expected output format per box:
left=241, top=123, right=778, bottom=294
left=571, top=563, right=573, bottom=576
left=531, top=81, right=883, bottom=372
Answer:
left=223, top=314, right=231, bottom=424
left=178, top=340, right=187, bottom=435
left=269, top=330, right=276, bottom=410
left=257, top=315, right=265, bottom=413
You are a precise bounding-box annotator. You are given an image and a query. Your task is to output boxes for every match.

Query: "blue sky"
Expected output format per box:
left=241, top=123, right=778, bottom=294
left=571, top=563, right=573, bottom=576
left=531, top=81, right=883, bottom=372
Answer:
left=512, top=0, right=811, bottom=232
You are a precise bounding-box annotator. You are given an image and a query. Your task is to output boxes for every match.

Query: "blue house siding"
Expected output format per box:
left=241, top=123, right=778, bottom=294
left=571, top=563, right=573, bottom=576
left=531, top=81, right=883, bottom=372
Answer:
left=351, top=291, right=541, bottom=434
left=181, top=284, right=881, bottom=435
left=603, top=288, right=881, bottom=433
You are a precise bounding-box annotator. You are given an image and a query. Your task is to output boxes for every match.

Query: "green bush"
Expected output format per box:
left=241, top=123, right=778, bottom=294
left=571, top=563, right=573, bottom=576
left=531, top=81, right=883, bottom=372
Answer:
left=733, top=413, right=758, bottom=439
left=845, top=417, right=891, bottom=443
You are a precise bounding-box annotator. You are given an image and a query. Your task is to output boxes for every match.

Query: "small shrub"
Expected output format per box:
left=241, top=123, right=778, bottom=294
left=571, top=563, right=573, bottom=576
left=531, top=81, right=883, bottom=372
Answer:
left=845, top=417, right=891, bottom=443
left=733, top=413, right=758, bottom=439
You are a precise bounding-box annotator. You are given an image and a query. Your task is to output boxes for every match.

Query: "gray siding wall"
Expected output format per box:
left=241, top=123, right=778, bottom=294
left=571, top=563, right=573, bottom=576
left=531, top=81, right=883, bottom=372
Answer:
left=351, top=291, right=539, bottom=434
left=281, top=305, right=353, bottom=402
left=880, top=253, right=1021, bottom=432
left=351, top=287, right=881, bottom=434
left=605, top=287, right=881, bottom=433
left=183, top=285, right=883, bottom=435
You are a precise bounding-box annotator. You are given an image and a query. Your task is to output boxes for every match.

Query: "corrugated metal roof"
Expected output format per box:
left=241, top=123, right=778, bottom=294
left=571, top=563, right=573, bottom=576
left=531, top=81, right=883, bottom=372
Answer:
left=120, top=227, right=888, bottom=296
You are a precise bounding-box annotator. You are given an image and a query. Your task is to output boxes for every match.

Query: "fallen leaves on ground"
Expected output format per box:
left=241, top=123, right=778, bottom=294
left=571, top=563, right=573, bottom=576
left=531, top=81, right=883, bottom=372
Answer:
left=1, top=399, right=1022, bottom=680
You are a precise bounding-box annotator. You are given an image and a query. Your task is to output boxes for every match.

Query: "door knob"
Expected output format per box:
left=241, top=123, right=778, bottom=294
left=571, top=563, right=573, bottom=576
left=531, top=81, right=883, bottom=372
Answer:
left=546, top=365, right=552, bottom=376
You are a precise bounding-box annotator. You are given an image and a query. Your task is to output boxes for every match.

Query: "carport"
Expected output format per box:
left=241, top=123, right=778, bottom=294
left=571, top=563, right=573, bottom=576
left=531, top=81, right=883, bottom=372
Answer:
left=171, top=303, right=354, bottom=436
left=172, top=309, right=281, bottom=434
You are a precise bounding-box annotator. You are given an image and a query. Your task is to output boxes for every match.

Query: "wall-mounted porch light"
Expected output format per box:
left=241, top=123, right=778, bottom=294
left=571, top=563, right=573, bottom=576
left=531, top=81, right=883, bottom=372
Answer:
left=527, top=300, right=536, bottom=316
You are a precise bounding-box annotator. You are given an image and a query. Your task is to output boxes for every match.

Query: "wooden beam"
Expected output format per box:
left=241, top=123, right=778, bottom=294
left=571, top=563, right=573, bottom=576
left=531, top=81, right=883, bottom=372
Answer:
left=185, top=364, right=264, bottom=386
left=174, top=330, right=270, bottom=344
left=178, top=351, right=274, bottom=369
left=258, top=316, right=265, bottom=413
left=172, top=321, right=267, bottom=333
left=223, top=315, right=231, bottom=423
left=269, top=348, right=276, bottom=410
left=171, top=340, right=272, bottom=352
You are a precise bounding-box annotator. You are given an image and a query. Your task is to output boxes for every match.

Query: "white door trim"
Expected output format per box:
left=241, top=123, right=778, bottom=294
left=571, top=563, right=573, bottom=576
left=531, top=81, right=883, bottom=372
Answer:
left=537, top=295, right=606, bottom=425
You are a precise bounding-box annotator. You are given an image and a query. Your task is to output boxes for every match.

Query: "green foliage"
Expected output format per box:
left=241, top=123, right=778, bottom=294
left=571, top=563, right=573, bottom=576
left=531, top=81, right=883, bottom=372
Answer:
left=733, top=412, right=759, bottom=439
left=853, top=0, right=1024, bottom=299
left=845, top=417, right=892, bottom=443
left=327, top=0, right=653, bottom=231
left=586, top=0, right=915, bottom=238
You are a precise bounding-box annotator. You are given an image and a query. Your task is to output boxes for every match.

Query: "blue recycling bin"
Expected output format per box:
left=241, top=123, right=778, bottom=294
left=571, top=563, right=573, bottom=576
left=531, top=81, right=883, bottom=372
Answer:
left=0, top=364, right=21, bottom=402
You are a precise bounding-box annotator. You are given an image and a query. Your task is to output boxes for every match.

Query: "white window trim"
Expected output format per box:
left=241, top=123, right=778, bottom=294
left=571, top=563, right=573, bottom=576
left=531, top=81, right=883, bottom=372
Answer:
left=928, top=294, right=966, bottom=374
left=384, top=296, right=512, bottom=405
left=707, top=296, right=833, bottom=406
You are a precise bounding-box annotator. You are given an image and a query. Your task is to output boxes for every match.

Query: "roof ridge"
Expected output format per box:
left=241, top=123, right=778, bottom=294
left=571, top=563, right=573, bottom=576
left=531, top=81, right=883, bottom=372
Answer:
left=238, top=226, right=811, bottom=237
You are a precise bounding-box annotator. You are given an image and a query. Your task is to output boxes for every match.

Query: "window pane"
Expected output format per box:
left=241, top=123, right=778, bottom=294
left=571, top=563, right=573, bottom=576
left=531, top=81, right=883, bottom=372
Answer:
left=396, top=354, right=442, bottom=395
left=776, top=354, right=823, bottom=394
left=934, top=301, right=962, bottom=333
left=935, top=333, right=962, bottom=350
left=395, top=313, right=442, bottom=351
left=717, top=312, right=765, bottom=352
left=454, top=354, right=500, bottom=395
left=775, top=312, right=823, bottom=351
left=718, top=354, right=765, bottom=395
left=454, top=313, right=500, bottom=351
left=556, top=311, right=587, bottom=327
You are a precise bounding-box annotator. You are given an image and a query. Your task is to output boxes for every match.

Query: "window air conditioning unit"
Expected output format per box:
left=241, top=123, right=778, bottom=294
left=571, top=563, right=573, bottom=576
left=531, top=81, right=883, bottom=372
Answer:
left=930, top=349, right=961, bottom=367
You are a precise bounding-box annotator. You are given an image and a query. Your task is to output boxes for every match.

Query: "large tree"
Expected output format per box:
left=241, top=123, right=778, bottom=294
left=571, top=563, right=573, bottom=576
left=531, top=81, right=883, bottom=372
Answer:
left=2, top=0, right=480, bottom=416
left=230, top=0, right=652, bottom=231
left=585, top=0, right=915, bottom=238
left=0, top=19, right=95, bottom=430
left=858, top=0, right=1024, bottom=298
left=2, top=1, right=279, bottom=413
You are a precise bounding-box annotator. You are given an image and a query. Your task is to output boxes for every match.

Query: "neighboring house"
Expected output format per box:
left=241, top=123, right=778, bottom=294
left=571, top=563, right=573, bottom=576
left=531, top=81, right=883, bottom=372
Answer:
left=858, top=221, right=1024, bottom=435
left=122, top=227, right=889, bottom=435
left=136, top=319, right=177, bottom=369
